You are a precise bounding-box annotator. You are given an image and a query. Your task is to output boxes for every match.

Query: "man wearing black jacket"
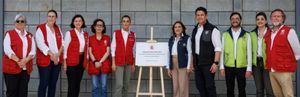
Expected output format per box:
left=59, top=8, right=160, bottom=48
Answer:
left=191, top=7, right=222, bottom=97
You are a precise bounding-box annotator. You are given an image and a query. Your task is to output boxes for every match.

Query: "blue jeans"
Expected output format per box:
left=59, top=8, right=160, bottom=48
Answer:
left=91, top=73, right=107, bottom=97
left=38, top=61, right=61, bottom=97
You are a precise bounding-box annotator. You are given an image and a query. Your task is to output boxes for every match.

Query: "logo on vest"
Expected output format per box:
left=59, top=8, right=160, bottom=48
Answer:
left=205, top=30, right=209, bottom=35
left=183, top=43, right=186, bottom=47
left=104, top=40, right=107, bottom=45
left=27, top=34, right=32, bottom=38
left=280, top=30, right=285, bottom=35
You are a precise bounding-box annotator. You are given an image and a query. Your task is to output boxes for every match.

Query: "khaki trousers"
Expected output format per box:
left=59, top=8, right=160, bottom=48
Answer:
left=171, top=55, right=189, bottom=97
left=113, top=65, right=132, bottom=97
left=269, top=72, right=294, bottom=97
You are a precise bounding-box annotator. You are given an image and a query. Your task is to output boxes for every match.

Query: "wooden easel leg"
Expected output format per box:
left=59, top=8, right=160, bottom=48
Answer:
left=160, top=67, right=165, bottom=97
left=136, top=67, right=143, bottom=97
left=149, top=67, right=153, bottom=97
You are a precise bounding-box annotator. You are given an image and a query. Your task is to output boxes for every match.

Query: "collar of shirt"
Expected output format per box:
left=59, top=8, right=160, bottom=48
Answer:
left=197, top=24, right=204, bottom=29
left=121, top=28, right=130, bottom=34
left=75, top=28, right=84, bottom=35
left=15, top=28, right=28, bottom=37
left=271, top=25, right=284, bottom=34
left=46, top=23, right=54, bottom=33
left=258, top=27, right=267, bottom=38
left=231, top=27, right=241, bottom=34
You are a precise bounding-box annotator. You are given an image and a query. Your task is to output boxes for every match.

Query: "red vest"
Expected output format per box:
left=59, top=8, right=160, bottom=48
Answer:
left=115, top=29, right=135, bottom=66
left=265, top=25, right=297, bottom=72
left=3, top=30, right=33, bottom=74
left=88, top=35, right=111, bottom=75
left=66, top=29, right=88, bottom=67
left=36, top=23, right=63, bottom=67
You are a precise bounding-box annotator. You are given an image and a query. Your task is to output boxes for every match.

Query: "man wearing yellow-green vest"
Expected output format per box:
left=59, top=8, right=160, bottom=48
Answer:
left=220, top=12, right=252, bottom=97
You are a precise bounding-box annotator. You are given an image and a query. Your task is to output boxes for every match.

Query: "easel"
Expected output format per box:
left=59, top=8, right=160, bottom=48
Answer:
left=135, top=27, right=165, bottom=97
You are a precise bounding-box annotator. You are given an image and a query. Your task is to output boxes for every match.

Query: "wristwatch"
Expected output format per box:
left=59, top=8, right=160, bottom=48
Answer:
left=214, top=61, right=219, bottom=65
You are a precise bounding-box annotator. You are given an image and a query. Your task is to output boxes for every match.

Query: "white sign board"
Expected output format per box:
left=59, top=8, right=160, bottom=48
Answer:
left=135, top=42, right=169, bottom=67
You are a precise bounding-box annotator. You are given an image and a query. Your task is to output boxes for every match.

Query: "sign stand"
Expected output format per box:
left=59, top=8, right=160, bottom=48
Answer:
left=135, top=27, right=165, bottom=97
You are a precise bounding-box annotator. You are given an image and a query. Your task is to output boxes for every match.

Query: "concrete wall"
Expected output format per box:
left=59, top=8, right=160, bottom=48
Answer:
left=3, top=0, right=297, bottom=97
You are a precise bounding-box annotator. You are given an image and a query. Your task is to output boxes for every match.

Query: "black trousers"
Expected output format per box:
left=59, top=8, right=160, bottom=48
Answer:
left=225, top=67, right=246, bottom=97
left=4, top=70, right=30, bottom=97
left=194, top=65, right=217, bottom=97
left=66, top=55, right=84, bottom=97
left=252, top=57, right=274, bottom=97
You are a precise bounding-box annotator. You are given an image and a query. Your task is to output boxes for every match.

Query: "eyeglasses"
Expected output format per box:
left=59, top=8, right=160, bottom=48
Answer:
left=16, top=20, right=25, bottom=23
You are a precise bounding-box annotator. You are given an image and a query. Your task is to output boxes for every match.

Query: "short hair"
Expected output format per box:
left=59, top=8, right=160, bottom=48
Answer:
left=14, top=13, right=26, bottom=23
left=47, top=9, right=57, bottom=17
left=230, top=12, right=242, bottom=20
left=271, top=8, right=286, bottom=23
left=195, top=7, right=207, bottom=15
left=91, top=18, right=106, bottom=34
left=70, top=14, right=86, bottom=28
left=172, top=21, right=187, bottom=36
left=121, top=15, right=131, bottom=22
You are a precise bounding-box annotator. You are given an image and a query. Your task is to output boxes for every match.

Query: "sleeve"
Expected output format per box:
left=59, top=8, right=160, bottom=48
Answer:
left=35, top=28, right=50, bottom=55
left=107, top=36, right=111, bottom=47
left=88, top=37, right=93, bottom=47
left=28, top=36, right=36, bottom=57
left=133, top=33, right=136, bottom=57
left=187, top=37, right=192, bottom=69
left=166, top=46, right=170, bottom=69
left=220, top=34, right=225, bottom=70
left=246, top=34, right=252, bottom=71
left=3, top=33, right=16, bottom=59
left=63, top=31, right=71, bottom=59
left=212, top=28, right=222, bottom=52
left=111, top=32, right=116, bottom=57
left=287, top=29, right=300, bottom=60
left=60, top=29, right=64, bottom=47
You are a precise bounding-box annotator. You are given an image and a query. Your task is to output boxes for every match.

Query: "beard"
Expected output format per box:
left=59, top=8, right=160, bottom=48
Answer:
left=272, top=22, right=282, bottom=26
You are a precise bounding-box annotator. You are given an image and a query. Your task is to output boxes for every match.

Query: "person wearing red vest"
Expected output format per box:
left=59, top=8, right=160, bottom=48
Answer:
left=3, top=14, right=36, bottom=97
left=88, top=19, right=111, bottom=97
left=63, top=14, right=89, bottom=97
left=35, top=10, right=63, bottom=97
left=111, top=15, right=136, bottom=97
left=265, top=9, right=300, bottom=97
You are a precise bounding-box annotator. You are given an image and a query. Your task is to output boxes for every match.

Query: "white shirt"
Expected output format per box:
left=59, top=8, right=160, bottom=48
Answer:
left=111, top=29, right=132, bottom=57
left=35, top=24, right=63, bottom=56
left=220, top=28, right=252, bottom=71
left=4, top=28, right=36, bottom=59
left=64, top=29, right=86, bottom=59
left=257, top=28, right=267, bottom=57
left=270, top=25, right=300, bottom=72
left=195, top=26, right=222, bottom=54
left=168, top=37, right=192, bottom=69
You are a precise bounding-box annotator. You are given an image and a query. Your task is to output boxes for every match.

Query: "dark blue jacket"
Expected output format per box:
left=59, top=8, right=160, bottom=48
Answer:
left=168, top=35, right=190, bottom=69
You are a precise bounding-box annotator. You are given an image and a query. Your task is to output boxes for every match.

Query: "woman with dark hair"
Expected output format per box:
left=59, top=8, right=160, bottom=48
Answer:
left=35, top=9, right=63, bottom=97
left=250, top=12, right=274, bottom=97
left=3, top=13, right=36, bottom=97
left=63, top=14, right=89, bottom=97
left=88, top=19, right=111, bottom=97
left=167, top=21, right=192, bottom=97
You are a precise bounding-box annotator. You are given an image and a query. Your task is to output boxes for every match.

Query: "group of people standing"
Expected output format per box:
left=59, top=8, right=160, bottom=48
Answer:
left=2, top=6, right=300, bottom=97
left=167, top=7, right=300, bottom=97
left=3, top=9, right=135, bottom=97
